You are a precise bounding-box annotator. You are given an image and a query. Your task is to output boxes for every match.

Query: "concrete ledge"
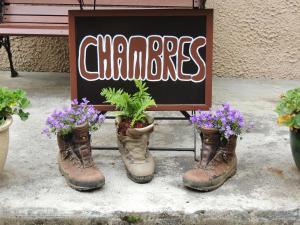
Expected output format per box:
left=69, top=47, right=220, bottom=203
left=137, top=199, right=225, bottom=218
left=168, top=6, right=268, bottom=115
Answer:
left=1, top=210, right=300, bottom=225
left=0, top=71, right=300, bottom=224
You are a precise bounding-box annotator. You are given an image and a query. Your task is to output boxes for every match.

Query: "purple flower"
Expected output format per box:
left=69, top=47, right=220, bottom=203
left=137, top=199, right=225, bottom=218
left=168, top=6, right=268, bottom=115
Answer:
left=223, top=103, right=230, bottom=111
left=42, top=98, right=106, bottom=138
left=71, top=99, right=78, bottom=105
left=98, top=114, right=106, bottom=123
left=82, top=98, right=89, bottom=104
left=191, top=103, right=247, bottom=140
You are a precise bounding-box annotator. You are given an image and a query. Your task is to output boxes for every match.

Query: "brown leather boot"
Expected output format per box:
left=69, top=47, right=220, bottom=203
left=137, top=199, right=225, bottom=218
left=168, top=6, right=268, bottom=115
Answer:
left=198, top=127, right=220, bottom=167
left=58, top=123, right=105, bottom=191
left=183, top=136, right=237, bottom=191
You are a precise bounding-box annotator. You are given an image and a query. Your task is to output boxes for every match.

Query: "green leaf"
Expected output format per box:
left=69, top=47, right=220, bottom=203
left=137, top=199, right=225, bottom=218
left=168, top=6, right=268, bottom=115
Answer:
left=18, top=110, right=30, bottom=121
left=294, top=114, right=300, bottom=129
left=100, top=80, right=156, bottom=127
left=0, top=87, right=30, bottom=122
left=275, top=87, right=300, bottom=129
left=0, top=118, right=5, bottom=126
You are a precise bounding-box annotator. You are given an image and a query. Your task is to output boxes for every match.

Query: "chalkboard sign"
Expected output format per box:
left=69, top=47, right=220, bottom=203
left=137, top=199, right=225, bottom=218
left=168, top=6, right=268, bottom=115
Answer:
left=69, top=10, right=213, bottom=111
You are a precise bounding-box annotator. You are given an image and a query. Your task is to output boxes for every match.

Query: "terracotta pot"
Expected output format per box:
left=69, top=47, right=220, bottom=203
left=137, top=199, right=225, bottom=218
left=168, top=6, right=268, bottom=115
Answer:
left=0, top=116, right=13, bottom=173
left=290, top=129, right=300, bottom=170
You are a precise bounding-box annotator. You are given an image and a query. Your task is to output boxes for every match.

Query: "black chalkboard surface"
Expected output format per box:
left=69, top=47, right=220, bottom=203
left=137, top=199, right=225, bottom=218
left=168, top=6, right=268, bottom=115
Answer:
left=69, top=10, right=213, bottom=111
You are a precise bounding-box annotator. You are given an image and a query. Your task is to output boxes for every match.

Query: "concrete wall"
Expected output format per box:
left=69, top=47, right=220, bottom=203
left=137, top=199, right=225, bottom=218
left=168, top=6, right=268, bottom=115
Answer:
left=0, top=0, right=299, bottom=79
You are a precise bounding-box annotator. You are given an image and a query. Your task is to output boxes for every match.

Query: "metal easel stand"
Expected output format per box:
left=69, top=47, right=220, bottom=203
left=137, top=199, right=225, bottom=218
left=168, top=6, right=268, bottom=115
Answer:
left=193, top=0, right=207, bottom=9
left=78, top=0, right=96, bottom=10
left=84, top=1, right=201, bottom=161
left=78, top=0, right=84, bottom=10
left=91, top=111, right=199, bottom=161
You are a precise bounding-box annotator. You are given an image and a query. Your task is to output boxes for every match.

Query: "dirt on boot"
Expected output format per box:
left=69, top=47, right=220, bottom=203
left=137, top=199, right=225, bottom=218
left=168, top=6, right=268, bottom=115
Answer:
left=58, top=123, right=105, bottom=191
left=183, top=136, right=238, bottom=191
left=117, top=118, right=149, bottom=136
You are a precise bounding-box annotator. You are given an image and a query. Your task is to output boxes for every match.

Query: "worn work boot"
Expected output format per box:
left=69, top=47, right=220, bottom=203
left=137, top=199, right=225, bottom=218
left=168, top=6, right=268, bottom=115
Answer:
left=183, top=135, right=237, bottom=191
left=198, top=127, right=220, bottom=167
left=116, top=116, right=155, bottom=184
left=58, top=123, right=105, bottom=191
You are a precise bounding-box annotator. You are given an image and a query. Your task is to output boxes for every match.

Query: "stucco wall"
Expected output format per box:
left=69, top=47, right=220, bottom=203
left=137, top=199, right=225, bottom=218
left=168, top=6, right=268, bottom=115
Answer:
left=0, top=37, right=69, bottom=73
left=0, top=0, right=299, bottom=79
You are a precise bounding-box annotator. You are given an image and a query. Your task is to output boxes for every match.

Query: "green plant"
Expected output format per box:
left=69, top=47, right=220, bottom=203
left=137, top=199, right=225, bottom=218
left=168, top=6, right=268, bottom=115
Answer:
left=275, top=87, right=300, bottom=130
left=100, top=80, right=156, bottom=127
left=121, top=215, right=142, bottom=224
left=0, top=87, right=30, bottom=126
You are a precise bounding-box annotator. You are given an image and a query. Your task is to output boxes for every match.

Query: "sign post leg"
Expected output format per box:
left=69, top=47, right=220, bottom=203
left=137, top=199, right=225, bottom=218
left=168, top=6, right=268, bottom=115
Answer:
left=92, top=111, right=199, bottom=161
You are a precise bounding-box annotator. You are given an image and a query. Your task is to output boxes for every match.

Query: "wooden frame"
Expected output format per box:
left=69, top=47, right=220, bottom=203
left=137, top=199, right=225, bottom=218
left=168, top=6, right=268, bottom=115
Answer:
left=69, top=9, right=213, bottom=111
left=4, top=0, right=193, bottom=7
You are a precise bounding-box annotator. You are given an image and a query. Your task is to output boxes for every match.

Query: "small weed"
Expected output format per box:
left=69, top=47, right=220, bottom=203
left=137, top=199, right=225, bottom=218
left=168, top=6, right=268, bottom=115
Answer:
left=121, top=215, right=142, bottom=224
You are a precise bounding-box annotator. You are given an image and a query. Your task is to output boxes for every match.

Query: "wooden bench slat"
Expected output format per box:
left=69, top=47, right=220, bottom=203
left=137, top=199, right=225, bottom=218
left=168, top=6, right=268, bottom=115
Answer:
left=0, top=23, right=68, bottom=28
left=5, top=0, right=192, bottom=7
left=3, top=15, right=68, bottom=24
left=4, top=5, right=170, bottom=16
left=4, top=5, right=78, bottom=16
left=0, top=22, right=68, bottom=35
left=0, top=27, right=68, bottom=36
left=5, top=0, right=87, bottom=5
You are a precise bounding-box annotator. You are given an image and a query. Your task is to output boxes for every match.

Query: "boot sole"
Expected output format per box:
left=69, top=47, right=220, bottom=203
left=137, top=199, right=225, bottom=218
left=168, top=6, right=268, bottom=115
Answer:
left=126, top=169, right=154, bottom=184
left=59, top=165, right=105, bottom=191
left=183, top=168, right=237, bottom=192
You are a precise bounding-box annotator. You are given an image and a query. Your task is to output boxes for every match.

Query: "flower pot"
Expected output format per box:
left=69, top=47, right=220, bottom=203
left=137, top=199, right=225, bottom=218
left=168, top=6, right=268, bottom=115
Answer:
left=57, top=122, right=105, bottom=191
left=115, top=115, right=155, bottom=183
left=290, top=129, right=300, bottom=170
left=183, top=133, right=238, bottom=192
left=0, top=116, right=13, bottom=173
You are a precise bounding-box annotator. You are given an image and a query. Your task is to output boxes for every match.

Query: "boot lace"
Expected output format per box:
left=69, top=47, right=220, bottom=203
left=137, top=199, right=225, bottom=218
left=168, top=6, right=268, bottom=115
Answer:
left=206, top=149, right=229, bottom=169
left=63, top=148, right=82, bottom=168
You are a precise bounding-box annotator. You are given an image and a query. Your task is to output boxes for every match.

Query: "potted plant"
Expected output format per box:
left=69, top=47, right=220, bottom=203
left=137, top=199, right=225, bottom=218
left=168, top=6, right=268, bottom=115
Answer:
left=42, top=98, right=106, bottom=191
left=101, top=80, right=156, bottom=184
left=0, top=87, right=30, bottom=173
left=183, top=103, right=246, bottom=191
left=275, top=87, right=300, bottom=170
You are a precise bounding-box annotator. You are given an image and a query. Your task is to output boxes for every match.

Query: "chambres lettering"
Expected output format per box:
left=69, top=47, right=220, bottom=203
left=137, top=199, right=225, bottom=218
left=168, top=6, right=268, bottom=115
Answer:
left=78, top=35, right=206, bottom=83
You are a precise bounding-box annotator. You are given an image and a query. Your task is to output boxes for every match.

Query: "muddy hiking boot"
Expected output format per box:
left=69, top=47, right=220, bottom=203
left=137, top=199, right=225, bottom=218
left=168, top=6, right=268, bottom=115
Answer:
left=116, top=116, right=155, bottom=184
left=58, top=123, right=105, bottom=191
left=183, top=135, right=237, bottom=192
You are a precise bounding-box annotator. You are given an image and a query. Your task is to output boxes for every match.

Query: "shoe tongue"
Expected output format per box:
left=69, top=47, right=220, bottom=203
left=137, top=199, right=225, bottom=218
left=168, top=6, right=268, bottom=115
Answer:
left=71, top=143, right=91, bottom=158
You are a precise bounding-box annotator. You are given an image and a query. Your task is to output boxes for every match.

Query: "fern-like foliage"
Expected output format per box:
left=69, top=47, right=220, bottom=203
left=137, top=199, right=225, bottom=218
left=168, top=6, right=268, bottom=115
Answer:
left=100, top=80, right=156, bottom=127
